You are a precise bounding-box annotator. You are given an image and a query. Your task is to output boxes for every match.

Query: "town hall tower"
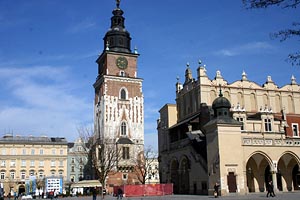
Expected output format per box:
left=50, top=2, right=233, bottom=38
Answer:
left=93, top=0, right=144, bottom=187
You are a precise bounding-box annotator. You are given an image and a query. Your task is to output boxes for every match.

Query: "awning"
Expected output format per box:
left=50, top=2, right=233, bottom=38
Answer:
left=71, top=180, right=102, bottom=188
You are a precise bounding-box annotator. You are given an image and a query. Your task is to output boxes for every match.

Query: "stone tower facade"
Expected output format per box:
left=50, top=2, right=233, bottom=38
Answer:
left=93, top=1, right=144, bottom=189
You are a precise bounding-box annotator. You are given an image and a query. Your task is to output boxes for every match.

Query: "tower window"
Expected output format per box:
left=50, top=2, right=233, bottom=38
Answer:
left=122, top=147, right=130, bottom=159
left=120, top=88, right=127, bottom=100
left=122, top=173, right=128, bottom=180
left=120, top=71, right=126, bottom=77
left=119, top=38, right=123, bottom=45
left=121, top=122, right=127, bottom=136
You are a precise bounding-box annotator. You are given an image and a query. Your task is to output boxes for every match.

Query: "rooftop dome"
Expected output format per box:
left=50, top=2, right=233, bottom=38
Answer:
left=212, top=94, right=231, bottom=110
left=212, top=87, right=231, bottom=118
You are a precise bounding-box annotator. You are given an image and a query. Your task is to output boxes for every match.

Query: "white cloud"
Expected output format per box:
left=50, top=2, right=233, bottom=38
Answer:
left=67, top=19, right=96, bottom=33
left=215, top=41, right=274, bottom=57
left=0, top=66, right=92, bottom=141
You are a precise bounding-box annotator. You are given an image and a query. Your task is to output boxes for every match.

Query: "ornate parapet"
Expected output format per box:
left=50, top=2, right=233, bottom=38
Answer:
left=242, top=137, right=300, bottom=147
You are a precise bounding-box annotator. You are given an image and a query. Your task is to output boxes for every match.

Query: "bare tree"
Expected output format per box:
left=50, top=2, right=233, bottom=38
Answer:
left=243, top=0, right=300, bottom=65
left=133, top=146, right=158, bottom=184
left=78, top=127, right=121, bottom=200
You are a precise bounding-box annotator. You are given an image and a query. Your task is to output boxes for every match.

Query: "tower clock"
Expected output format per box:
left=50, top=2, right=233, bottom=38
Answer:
left=116, top=56, right=128, bottom=69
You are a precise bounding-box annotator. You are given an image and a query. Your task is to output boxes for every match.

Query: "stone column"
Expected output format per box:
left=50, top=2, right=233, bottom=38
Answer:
left=272, top=171, right=278, bottom=192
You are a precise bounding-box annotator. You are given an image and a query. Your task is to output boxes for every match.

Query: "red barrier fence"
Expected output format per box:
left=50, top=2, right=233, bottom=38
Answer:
left=113, top=184, right=173, bottom=197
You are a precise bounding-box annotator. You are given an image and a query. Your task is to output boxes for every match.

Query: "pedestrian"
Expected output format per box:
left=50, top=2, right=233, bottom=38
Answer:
left=117, top=188, right=123, bottom=200
left=54, top=189, right=59, bottom=199
left=270, top=181, right=276, bottom=197
left=266, top=180, right=275, bottom=197
left=49, top=190, right=54, bottom=200
left=14, top=191, right=18, bottom=200
left=214, top=182, right=219, bottom=198
left=92, top=187, right=97, bottom=200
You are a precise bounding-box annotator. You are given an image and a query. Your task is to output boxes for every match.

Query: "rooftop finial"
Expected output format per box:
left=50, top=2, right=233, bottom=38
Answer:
left=219, top=84, right=223, bottom=97
left=116, top=0, right=121, bottom=8
left=186, top=62, right=190, bottom=68
left=134, top=46, right=138, bottom=54
left=291, top=75, right=297, bottom=85
left=106, top=41, right=110, bottom=51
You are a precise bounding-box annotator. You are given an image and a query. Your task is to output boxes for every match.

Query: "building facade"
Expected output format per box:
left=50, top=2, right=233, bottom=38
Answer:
left=93, top=1, right=144, bottom=191
left=67, top=138, right=89, bottom=184
left=157, top=62, right=300, bottom=195
left=0, top=135, right=68, bottom=196
left=145, top=158, right=160, bottom=184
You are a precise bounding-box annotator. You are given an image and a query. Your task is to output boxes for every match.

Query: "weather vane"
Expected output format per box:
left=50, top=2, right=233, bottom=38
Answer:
left=116, top=0, right=121, bottom=8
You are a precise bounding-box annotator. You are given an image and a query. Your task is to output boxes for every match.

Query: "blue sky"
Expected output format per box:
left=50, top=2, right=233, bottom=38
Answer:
left=0, top=0, right=299, bottom=151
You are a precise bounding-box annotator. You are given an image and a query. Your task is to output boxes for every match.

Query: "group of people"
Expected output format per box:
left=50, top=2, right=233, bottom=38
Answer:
left=92, top=187, right=123, bottom=200
left=213, top=180, right=276, bottom=198
left=48, top=189, right=59, bottom=199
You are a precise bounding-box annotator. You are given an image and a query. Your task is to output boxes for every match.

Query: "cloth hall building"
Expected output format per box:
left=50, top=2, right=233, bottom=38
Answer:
left=157, top=63, right=300, bottom=196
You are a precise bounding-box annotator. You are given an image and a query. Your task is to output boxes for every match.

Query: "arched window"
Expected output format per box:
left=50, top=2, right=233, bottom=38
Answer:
left=237, top=92, right=244, bottom=107
left=275, top=95, right=281, bottom=113
left=51, top=170, right=56, bottom=176
left=263, top=94, right=269, bottom=107
left=288, top=95, right=294, bottom=113
left=29, top=170, right=35, bottom=176
left=120, top=71, right=126, bottom=77
left=38, top=170, right=44, bottom=179
left=120, top=88, right=127, bottom=100
left=250, top=93, right=256, bottom=111
left=224, top=91, right=230, bottom=101
left=210, top=90, right=217, bottom=105
left=121, top=122, right=127, bottom=136
left=59, top=170, right=64, bottom=177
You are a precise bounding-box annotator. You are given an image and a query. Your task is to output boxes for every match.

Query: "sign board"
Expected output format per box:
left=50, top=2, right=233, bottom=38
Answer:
left=45, top=178, right=63, bottom=193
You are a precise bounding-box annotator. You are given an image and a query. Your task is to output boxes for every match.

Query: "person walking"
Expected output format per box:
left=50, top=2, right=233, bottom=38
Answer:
left=266, top=180, right=275, bottom=197
left=13, top=191, right=18, bottom=200
left=270, top=181, right=276, bottom=197
left=117, top=188, right=123, bottom=200
left=214, top=183, right=219, bottom=198
left=92, top=187, right=97, bottom=200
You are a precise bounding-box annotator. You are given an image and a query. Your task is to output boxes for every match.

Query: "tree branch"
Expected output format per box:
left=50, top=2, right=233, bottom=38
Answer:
left=243, top=0, right=300, bottom=9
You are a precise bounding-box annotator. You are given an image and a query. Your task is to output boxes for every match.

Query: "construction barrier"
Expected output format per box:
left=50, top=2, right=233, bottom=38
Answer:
left=113, top=184, right=173, bottom=197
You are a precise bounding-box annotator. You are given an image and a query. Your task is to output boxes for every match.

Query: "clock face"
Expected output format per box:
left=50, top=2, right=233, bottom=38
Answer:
left=116, top=56, right=128, bottom=69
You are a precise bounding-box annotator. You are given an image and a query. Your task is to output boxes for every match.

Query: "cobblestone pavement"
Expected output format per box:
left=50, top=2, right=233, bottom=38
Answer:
left=58, top=192, right=300, bottom=200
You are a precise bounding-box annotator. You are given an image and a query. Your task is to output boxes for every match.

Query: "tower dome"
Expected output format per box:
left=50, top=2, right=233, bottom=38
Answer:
left=103, top=0, right=131, bottom=53
left=212, top=87, right=231, bottom=118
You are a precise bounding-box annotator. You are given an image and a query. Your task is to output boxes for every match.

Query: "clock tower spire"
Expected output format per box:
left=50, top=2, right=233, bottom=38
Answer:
left=103, top=0, right=131, bottom=53
left=93, top=1, right=144, bottom=190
